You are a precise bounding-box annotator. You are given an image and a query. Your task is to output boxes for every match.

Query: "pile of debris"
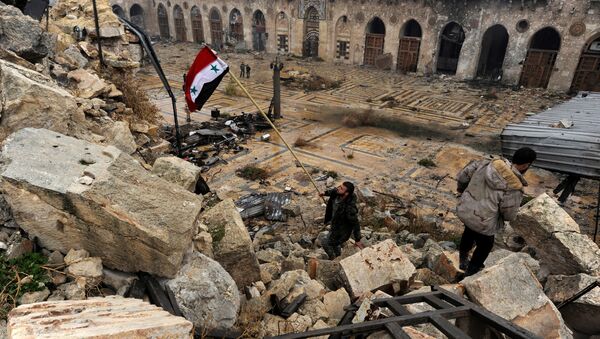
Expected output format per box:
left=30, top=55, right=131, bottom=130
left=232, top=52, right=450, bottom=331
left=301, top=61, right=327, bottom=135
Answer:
left=281, top=68, right=342, bottom=92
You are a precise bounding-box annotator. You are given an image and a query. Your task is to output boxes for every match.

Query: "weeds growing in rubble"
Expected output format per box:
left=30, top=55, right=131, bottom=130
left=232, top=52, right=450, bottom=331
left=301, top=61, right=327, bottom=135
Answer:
left=293, top=137, right=312, bottom=147
left=0, top=253, right=49, bottom=320
left=104, top=69, right=160, bottom=124
left=224, top=78, right=242, bottom=97
left=237, top=165, right=269, bottom=181
left=418, top=158, right=437, bottom=168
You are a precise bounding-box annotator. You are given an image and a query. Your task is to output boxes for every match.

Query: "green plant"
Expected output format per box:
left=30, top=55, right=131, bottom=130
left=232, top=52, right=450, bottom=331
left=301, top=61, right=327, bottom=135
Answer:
left=224, top=78, right=241, bottom=97
left=237, top=165, right=269, bottom=181
left=209, top=222, right=226, bottom=246
left=418, top=158, right=437, bottom=168
left=104, top=69, right=161, bottom=124
left=1, top=253, right=50, bottom=320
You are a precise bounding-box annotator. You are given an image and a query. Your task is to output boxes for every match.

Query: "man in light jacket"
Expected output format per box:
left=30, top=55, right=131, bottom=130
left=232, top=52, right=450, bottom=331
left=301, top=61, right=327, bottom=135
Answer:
left=456, top=147, right=537, bottom=276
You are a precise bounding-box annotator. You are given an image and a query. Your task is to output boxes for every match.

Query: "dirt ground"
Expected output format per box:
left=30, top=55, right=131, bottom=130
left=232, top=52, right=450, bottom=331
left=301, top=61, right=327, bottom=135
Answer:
left=137, top=42, right=599, bottom=242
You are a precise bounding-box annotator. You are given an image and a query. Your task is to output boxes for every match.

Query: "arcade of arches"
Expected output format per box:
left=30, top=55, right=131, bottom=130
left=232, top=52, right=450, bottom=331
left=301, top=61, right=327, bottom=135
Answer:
left=110, top=0, right=600, bottom=92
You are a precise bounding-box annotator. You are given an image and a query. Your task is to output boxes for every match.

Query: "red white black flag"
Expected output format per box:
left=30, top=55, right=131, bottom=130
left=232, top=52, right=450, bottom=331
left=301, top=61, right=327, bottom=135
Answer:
left=184, top=46, right=229, bottom=112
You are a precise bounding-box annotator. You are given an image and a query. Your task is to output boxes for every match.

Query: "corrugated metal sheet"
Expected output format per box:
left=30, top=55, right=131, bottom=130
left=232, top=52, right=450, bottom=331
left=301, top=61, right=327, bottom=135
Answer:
left=501, top=92, right=600, bottom=178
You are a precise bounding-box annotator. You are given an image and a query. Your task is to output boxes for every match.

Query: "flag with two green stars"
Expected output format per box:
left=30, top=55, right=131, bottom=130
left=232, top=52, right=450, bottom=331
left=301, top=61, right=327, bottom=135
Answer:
left=184, top=46, right=229, bottom=112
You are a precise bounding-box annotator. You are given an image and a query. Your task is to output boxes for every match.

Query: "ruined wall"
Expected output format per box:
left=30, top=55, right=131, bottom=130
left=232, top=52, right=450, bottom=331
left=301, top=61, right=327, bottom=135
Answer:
left=108, top=0, right=600, bottom=91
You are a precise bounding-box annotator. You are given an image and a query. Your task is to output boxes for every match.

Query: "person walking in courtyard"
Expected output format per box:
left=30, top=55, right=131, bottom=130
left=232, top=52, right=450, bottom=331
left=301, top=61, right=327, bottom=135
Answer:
left=456, top=147, right=537, bottom=276
left=319, top=181, right=364, bottom=260
left=239, top=62, right=246, bottom=78
left=245, top=64, right=251, bottom=78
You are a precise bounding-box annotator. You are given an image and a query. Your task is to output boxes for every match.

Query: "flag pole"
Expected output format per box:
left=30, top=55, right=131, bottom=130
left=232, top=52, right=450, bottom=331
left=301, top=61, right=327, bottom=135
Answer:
left=228, top=72, right=326, bottom=204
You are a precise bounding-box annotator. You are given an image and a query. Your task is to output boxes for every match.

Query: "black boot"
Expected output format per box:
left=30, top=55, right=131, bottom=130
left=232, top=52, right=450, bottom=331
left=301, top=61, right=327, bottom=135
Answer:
left=464, top=264, right=483, bottom=277
left=459, top=255, right=469, bottom=271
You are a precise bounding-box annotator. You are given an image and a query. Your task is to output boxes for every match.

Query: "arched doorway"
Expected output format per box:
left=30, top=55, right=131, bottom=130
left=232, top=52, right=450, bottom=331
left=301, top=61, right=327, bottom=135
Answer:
left=112, top=5, right=126, bottom=18
left=335, top=16, right=350, bottom=60
left=397, top=19, right=422, bottom=73
left=129, top=4, right=144, bottom=29
left=157, top=3, right=169, bottom=40
left=303, top=6, right=320, bottom=57
left=229, top=8, right=243, bottom=43
left=173, top=5, right=186, bottom=42
left=252, top=10, right=266, bottom=51
left=364, top=17, right=385, bottom=66
left=570, top=34, right=600, bottom=92
left=477, top=25, right=509, bottom=80
left=190, top=6, right=204, bottom=43
left=437, top=22, right=465, bottom=74
left=209, top=8, right=223, bottom=48
left=519, top=27, right=561, bottom=88
left=276, top=12, right=289, bottom=53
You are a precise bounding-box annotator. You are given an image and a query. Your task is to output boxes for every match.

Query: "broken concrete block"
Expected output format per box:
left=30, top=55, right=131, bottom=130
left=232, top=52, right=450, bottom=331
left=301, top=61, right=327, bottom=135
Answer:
left=67, top=68, right=110, bottom=99
left=340, top=239, right=416, bottom=297
left=8, top=296, right=193, bottom=338
left=298, top=299, right=329, bottom=323
left=430, top=250, right=461, bottom=282
left=545, top=274, right=600, bottom=335
left=513, top=193, right=600, bottom=275
left=484, top=249, right=546, bottom=282
left=0, top=128, right=202, bottom=277
left=102, top=121, right=137, bottom=154
left=462, top=256, right=572, bottom=339
left=201, top=199, right=261, bottom=288
left=0, top=60, right=77, bottom=141
left=64, top=248, right=89, bottom=265
left=65, top=257, right=103, bottom=287
left=323, top=288, right=351, bottom=321
left=256, top=248, right=285, bottom=264
left=151, top=156, right=202, bottom=192
left=166, top=252, right=240, bottom=330
left=261, top=313, right=311, bottom=336
left=0, top=3, right=49, bottom=62
left=18, top=289, right=50, bottom=305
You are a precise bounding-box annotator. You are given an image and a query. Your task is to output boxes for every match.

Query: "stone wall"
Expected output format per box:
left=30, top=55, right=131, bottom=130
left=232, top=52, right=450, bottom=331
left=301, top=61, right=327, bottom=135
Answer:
left=108, top=0, right=600, bottom=91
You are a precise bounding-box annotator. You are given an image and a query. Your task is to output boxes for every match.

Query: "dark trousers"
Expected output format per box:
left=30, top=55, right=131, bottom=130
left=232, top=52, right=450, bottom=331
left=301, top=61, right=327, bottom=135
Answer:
left=459, top=226, right=494, bottom=272
left=324, top=235, right=342, bottom=260
left=240, top=69, right=245, bottom=77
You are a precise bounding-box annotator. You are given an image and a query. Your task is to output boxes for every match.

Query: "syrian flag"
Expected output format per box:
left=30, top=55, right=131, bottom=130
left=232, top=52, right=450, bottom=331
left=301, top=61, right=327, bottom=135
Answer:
left=184, top=46, right=229, bottom=112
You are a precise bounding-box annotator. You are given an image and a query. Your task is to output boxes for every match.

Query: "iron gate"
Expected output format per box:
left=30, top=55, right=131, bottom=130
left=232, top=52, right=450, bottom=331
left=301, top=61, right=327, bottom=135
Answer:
left=157, top=5, right=169, bottom=39
left=571, top=54, right=600, bottom=92
left=191, top=8, right=203, bottom=43
left=210, top=16, right=223, bottom=48
left=364, top=33, right=384, bottom=66
left=519, top=49, right=558, bottom=89
left=397, top=37, right=420, bottom=72
left=174, top=7, right=186, bottom=42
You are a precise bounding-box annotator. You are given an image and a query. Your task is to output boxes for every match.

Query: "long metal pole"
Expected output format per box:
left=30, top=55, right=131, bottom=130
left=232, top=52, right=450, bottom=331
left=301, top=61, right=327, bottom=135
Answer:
left=91, top=0, right=104, bottom=66
left=229, top=72, right=325, bottom=203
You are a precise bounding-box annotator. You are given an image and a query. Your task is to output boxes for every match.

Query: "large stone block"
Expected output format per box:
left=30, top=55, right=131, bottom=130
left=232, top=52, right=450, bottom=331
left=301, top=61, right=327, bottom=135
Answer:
left=7, top=296, right=193, bottom=338
left=512, top=193, right=600, bottom=275
left=166, top=252, right=240, bottom=330
left=545, top=274, right=600, bottom=335
left=0, top=60, right=77, bottom=141
left=201, top=199, right=261, bottom=288
left=462, top=255, right=572, bottom=339
left=0, top=128, right=202, bottom=277
left=152, top=156, right=202, bottom=192
left=340, top=239, right=416, bottom=298
left=0, top=3, right=49, bottom=62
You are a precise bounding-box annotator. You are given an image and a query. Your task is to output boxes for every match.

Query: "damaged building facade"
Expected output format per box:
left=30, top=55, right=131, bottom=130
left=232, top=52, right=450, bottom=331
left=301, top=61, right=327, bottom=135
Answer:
left=110, top=0, right=600, bottom=92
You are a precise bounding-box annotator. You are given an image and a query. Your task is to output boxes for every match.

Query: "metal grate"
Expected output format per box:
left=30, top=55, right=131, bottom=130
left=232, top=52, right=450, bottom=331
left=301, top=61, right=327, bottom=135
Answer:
left=269, top=288, right=541, bottom=339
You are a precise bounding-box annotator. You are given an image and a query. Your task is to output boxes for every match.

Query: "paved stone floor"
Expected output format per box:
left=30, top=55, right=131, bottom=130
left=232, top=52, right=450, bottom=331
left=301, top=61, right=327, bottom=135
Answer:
left=138, top=42, right=598, bottom=239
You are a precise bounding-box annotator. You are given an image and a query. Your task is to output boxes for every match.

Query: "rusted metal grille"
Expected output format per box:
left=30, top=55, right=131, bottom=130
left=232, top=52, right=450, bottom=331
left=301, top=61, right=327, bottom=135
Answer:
left=571, top=54, right=600, bottom=92
left=191, top=8, right=203, bottom=43
left=397, top=37, right=420, bottom=73
left=519, top=49, right=558, bottom=89
left=364, top=33, right=385, bottom=66
left=174, top=7, right=186, bottom=42
left=157, top=5, right=169, bottom=39
left=269, top=288, right=541, bottom=339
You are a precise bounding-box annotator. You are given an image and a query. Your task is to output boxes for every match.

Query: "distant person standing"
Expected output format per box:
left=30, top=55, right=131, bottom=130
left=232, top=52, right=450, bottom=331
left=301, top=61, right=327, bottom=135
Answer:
left=245, top=64, right=251, bottom=78
left=456, top=147, right=537, bottom=276
left=239, top=62, right=246, bottom=78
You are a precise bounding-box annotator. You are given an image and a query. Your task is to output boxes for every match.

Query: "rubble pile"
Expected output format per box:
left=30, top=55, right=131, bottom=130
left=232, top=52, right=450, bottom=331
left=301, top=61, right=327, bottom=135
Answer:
left=281, top=68, right=342, bottom=92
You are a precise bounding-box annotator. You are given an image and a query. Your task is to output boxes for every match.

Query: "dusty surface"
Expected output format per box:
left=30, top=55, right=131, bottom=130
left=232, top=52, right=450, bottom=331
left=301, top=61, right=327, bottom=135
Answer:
left=139, top=42, right=598, bottom=240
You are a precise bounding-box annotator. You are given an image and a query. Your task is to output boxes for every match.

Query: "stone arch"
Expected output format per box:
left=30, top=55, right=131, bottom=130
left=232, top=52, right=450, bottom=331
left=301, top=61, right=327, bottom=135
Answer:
left=190, top=6, right=204, bottom=43
left=570, top=32, right=600, bottom=92
left=112, top=4, right=126, bottom=18
left=436, top=22, right=465, bottom=75
left=476, top=24, right=509, bottom=79
left=276, top=11, right=290, bottom=52
left=252, top=10, right=266, bottom=51
left=519, top=27, right=561, bottom=88
left=129, top=4, right=144, bottom=28
left=397, top=19, right=422, bottom=73
left=364, top=17, right=385, bottom=66
left=157, top=3, right=169, bottom=40
left=303, top=6, right=320, bottom=57
left=228, top=8, right=243, bottom=42
left=173, top=5, right=186, bottom=41
left=335, top=15, right=350, bottom=60
left=209, top=7, right=223, bottom=48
